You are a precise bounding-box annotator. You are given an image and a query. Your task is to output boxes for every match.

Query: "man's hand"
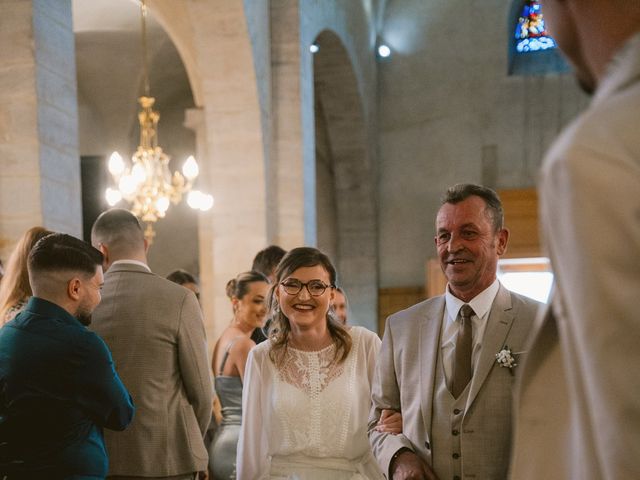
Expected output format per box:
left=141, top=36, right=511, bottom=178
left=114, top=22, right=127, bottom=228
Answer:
left=391, top=450, right=439, bottom=480
left=376, top=408, right=403, bottom=434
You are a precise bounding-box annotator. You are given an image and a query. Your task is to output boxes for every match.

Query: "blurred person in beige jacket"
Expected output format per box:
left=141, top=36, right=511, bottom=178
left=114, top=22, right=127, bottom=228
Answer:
left=510, top=1, right=640, bottom=479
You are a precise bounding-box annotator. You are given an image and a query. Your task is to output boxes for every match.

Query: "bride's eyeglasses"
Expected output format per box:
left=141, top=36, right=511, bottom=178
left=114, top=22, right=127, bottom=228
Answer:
left=280, top=279, right=332, bottom=297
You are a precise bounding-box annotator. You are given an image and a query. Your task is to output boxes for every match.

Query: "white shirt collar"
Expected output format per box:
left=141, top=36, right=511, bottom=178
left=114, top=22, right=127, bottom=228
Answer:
left=110, top=259, right=151, bottom=272
left=444, top=278, right=500, bottom=326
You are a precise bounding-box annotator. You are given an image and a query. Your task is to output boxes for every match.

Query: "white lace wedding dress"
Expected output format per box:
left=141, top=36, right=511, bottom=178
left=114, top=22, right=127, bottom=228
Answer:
left=236, top=326, right=384, bottom=479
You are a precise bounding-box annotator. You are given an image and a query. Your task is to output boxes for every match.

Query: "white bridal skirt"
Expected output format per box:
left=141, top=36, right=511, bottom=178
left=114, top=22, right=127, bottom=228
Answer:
left=267, top=453, right=384, bottom=480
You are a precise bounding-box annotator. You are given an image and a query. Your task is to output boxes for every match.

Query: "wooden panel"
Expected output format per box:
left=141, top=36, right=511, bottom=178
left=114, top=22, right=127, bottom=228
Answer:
left=378, top=287, right=426, bottom=334
left=499, top=188, right=541, bottom=258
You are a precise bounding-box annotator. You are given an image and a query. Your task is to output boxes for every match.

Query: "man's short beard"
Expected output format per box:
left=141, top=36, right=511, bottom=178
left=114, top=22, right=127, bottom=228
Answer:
left=76, top=311, right=92, bottom=326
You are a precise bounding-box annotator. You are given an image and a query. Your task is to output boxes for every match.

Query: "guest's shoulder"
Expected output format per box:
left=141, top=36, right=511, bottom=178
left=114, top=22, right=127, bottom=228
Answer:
left=348, top=326, right=382, bottom=357
left=386, top=296, right=442, bottom=326
left=250, top=339, right=272, bottom=360
left=75, top=325, right=110, bottom=349
left=508, top=289, right=542, bottom=310
left=349, top=325, right=380, bottom=344
left=130, top=271, right=196, bottom=300
left=507, top=290, right=542, bottom=326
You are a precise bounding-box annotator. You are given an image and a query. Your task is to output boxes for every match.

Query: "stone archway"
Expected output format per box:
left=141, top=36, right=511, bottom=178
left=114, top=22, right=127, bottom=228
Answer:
left=147, top=1, right=269, bottom=346
left=313, top=30, right=378, bottom=332
left=75, top=0, right=268, bottom=348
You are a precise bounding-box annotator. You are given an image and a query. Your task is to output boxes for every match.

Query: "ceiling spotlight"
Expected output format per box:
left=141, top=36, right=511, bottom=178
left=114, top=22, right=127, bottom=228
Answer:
left=377, top=44, right=391, bottom=58
left=310, top=43, right=319, bottom=54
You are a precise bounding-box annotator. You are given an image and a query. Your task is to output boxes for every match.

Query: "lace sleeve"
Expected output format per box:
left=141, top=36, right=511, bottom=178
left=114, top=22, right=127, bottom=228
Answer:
left=361, top=327, right=382, bottom=385
left=236, top=345, right=270, bottom=479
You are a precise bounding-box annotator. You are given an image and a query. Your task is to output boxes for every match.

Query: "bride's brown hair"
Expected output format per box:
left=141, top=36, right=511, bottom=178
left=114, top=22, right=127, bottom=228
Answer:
left=267, top=247, right=352, bottom=367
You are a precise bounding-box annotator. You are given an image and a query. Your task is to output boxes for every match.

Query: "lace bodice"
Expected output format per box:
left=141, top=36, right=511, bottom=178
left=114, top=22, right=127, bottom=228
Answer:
left=237, top=326, right=384, bottom=479
left=274, top=341, right=355, bottom=458
left=279, top=344, right=344, bottom=396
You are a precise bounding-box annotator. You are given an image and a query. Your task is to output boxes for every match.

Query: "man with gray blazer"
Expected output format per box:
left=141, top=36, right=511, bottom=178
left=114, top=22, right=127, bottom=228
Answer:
left=90, top=209, right=212, bottom=479
left=369, top=184, right=539, bottom=480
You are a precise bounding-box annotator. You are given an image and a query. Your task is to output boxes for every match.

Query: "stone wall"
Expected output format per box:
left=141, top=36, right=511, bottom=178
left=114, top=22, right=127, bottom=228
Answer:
left=377, top=0, right=589, bottom=288
left=0, top=0, right=81, bottom=261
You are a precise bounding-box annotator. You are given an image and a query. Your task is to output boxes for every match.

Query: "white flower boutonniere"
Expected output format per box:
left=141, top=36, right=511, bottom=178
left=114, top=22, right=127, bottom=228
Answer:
left=495, top=346, right=522, bottom=375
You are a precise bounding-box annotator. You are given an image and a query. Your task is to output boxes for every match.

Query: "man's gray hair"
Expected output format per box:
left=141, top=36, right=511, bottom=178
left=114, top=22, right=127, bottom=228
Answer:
left=441, top=183, right=504, bottom=232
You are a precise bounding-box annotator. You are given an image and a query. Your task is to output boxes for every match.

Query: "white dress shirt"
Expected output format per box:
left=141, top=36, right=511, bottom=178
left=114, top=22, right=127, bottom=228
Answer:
left=441, top=279, right=500, bottom=387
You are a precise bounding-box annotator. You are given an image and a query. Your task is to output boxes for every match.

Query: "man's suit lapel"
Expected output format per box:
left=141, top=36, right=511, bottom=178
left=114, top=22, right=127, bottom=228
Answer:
left=419, top=297, right=446, bottom=439
left=466, top=285, right=515, bottom=409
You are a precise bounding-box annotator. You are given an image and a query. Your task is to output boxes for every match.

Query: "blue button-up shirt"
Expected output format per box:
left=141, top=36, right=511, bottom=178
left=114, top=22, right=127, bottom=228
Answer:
left=0, top=297, right=135, bottom=477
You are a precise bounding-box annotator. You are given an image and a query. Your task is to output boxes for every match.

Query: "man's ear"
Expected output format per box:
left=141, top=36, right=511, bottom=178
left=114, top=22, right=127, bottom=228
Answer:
left=496, top=228, right=510, bottom=256
left=67, top=277, right=82, bottom=301
left=97, top=243, right=108, bottom=260
left=143, top=238, right=150, bottom=254
left=96, top=243, right=111, bottom=270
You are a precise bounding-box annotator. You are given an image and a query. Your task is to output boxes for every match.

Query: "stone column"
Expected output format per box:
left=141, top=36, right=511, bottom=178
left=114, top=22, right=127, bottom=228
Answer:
left=0, top=0, right=81, bottom=260
left=184, top=107, right=216, bottom=352
left=270, top=0, right=309, bottom=247
left=186, top=1, right=269, bottom=345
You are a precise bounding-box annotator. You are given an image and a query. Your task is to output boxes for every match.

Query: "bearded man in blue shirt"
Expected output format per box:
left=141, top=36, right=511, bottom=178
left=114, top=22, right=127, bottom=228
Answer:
left=0, top=233, right=134, bottom=479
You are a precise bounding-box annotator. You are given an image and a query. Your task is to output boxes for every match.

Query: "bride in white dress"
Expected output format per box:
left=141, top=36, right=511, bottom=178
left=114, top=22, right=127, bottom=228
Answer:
left=236, top=247, right=400, bottom=479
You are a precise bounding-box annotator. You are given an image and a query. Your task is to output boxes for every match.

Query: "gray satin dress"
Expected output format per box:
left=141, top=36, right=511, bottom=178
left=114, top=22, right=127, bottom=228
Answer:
left=209, top=339, right=243, bottom=480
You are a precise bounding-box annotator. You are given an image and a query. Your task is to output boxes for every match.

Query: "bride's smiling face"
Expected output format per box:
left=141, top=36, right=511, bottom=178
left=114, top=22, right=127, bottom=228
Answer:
left=275, top=265, right=335, bottom=330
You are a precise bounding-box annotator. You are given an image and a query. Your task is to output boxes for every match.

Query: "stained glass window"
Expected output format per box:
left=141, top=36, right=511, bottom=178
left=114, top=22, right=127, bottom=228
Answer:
left=515, top=0, right=556, bottom=53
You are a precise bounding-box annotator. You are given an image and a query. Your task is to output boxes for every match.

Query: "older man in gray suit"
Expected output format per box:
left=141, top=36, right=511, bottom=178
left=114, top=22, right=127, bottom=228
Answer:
left=90, top=209, right=212, bottom=479
left=369, top=184, right=540, bottom=480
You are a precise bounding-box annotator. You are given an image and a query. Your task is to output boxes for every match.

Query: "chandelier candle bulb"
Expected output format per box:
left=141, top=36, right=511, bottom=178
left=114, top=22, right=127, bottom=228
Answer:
left=156, top=196, right=170, bottom=215
left=131, top=163, right=147, bottom=184
left=187, top=190, right=203, bottom=210
left=200, top=194, right=214, bottom=211
left=118, top=175, right=137, bottom=196
left=182, top=156, right=199, bottom=180
left=108, top=152, right=125, bottom=176
left=105, top=188, right=123, bottom=206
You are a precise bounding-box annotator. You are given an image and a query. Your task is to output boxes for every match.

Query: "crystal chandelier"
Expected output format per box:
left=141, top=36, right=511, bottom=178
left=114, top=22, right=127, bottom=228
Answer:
left=104, top=0, right=213, bottom=242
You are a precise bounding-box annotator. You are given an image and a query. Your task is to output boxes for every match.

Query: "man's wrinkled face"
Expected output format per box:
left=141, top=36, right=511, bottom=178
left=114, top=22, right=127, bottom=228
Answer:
left=435, top=196, right=508, bottom=302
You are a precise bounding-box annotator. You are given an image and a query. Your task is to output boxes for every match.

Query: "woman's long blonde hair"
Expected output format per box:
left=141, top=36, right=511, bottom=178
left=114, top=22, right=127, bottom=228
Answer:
left=267, top=247, right=352, bottom=367
left=0, top=226, right=53, bottom=322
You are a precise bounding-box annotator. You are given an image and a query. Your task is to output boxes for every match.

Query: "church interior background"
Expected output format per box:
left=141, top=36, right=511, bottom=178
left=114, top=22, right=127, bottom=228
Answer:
left=0, top=0, right=589, bottom=351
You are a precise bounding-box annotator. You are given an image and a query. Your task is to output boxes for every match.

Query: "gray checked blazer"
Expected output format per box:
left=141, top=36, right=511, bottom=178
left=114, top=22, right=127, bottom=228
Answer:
left=91, top=262, right=212, bottom=477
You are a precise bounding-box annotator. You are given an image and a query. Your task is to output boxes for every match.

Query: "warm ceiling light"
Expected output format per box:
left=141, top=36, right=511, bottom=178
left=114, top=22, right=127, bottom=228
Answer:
left=104, top=0, right=213, bottom=242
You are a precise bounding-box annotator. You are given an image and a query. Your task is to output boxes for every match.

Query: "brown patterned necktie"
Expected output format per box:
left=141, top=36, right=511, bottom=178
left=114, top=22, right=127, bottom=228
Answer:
left=452, top=304, right=475, bottom=398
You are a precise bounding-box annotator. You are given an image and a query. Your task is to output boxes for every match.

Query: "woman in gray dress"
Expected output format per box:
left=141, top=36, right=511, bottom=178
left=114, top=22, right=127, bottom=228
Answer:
left=209, top=270, right=270, bottom=479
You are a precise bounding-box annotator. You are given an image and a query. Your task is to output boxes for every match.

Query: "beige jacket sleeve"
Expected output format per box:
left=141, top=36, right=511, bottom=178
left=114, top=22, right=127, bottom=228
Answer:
left=369, top=316, right=417, bottom=477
